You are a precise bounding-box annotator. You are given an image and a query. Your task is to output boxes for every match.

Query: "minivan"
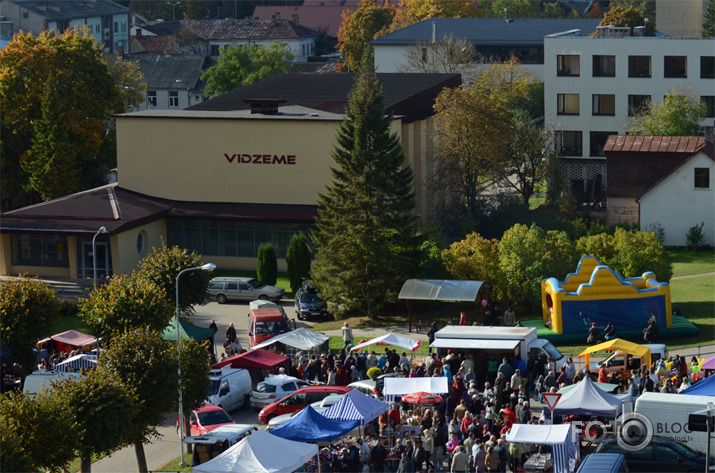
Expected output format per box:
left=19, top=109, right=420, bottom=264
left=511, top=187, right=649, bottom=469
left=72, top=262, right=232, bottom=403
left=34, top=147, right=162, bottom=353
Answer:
left=207, top=277, right=285, bottom=304
left=248, top=308, right=295, bottom=348
left=207, top=366, right=252, bottom=411
left=23, top=370, right=82, bottom=396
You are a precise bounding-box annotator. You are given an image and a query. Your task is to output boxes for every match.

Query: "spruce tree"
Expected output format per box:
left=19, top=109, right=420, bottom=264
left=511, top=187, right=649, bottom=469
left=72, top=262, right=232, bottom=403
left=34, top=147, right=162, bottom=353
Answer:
left=286, top=232, right=312, bottom=294
left=256, top=243, right=278, bottom=286
left=311, top=52, right=420, bottom=317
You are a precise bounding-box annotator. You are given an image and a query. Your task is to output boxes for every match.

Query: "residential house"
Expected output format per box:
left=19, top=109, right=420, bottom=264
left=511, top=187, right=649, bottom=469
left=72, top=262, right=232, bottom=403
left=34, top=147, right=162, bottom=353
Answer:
left=0, top=73, right=460, bottom=278
left=604, top=133, right=714, bottom=247
left=132, top=54, right=206, bottom=111
left=371, top=18, right=601, bottom=80
left=0, top=0, right=130, bottom=54
left=544, top=28, right=715, bottom=202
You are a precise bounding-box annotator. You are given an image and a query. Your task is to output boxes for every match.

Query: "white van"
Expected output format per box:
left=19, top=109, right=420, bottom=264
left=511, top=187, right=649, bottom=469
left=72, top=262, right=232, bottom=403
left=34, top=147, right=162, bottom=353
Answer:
left=634, top=392, right=715, bottom=456
left=23, top=370, right=82, bottom=396
left=432, top=326, right=566, bottom=368
left=207, top=366, right=252, bottom=412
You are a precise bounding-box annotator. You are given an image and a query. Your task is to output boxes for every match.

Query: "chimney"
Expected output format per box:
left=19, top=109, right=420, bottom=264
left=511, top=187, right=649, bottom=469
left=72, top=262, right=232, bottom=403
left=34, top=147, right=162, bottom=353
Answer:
left=292, top=14, right=299, bottom=24
left=118, top=45, right=125, bottom=57
left=135, top=28, right=142, bottom=38
left=274, top=12, right=280, bottom=20
left=243, top=98, right=286, bottom=115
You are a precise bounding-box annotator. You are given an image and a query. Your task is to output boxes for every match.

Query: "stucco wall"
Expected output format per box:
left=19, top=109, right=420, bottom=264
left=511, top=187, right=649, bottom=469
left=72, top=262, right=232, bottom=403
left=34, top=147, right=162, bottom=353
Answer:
left=112, top=219, right=167, bottom=274
left=640, top=153, right=715, bottom=246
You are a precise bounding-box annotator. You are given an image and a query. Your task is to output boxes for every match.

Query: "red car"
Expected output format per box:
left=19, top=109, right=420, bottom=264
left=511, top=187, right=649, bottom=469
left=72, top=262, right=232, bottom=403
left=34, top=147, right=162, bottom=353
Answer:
left=257, top=385, right=352, bottom=423
left=177, top=404, right=235, bottom=437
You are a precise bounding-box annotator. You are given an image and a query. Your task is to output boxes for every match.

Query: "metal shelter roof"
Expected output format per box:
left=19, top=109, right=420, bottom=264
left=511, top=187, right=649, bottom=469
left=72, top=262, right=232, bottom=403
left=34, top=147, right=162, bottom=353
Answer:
left=398, top=279, right=491, bottom=302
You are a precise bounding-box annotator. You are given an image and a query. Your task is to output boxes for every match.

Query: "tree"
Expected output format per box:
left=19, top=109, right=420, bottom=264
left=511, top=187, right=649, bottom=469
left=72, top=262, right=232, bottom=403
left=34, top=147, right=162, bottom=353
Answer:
left=599, top=5, right=656, bottom=35
left=175, top=337, right=211, bottom=451
left=336, top=0, right=395, bottom=72
left=442, top=232, right=501, bottom=287
left=78, top=274, right=174, bottom=343
left=704, top=0, right=715, bottom=37
left=310, top=53, right=421, bottom=317
left=200, top=42, right=293, bottom=98
left=56, top=370, right=137, bottom=473
left=626, top=87, right=706, bottom=136
left=479, top=0, right=541, bottom=18
left=399, top=35, right=482, bottom=77
left=0, top=277, right=58, bottom=371
left=610, top=0, right=656, bottom=22
left=23, top=75, right=80, bottom=200
left=0, top=388, right=78, bottom=472
left=257, top=243, right=278, bottom=286
left=136, top=244, right=212, bottom=315
left=390, top=0, right=483, bottom=31
left=541, top=2, right=567, bottom=18
left=286, top=232, right=312, bottom=293
left=100, top=328, right=178, bottom=473
left=0, top=27, right=142, bottom=204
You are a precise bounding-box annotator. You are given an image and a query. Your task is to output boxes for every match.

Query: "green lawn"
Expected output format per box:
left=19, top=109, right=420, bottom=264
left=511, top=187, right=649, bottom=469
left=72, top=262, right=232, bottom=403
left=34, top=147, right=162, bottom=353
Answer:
left=155, top=456, right=192, bottom=472
left=670, top=248, right=715, bottom=277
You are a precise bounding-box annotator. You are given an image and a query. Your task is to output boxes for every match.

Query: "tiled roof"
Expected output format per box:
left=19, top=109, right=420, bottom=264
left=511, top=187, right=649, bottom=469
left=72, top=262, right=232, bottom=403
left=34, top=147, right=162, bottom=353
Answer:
left=186, top=72, right=461, bottom=121
left=0, top=184, right=317, bottom=235
left=142, top=18, right=319, bottom=41
left=131, top=35, right=172, bottom=55
left=132, top=54, right=206, bottom=90
left=371, top=18, right=601, bottom=46
left=13, top=0, right=129, bottom=21
left=252, top=5, right=354, bottom=37
left=604, top=135, right=705, bottom=154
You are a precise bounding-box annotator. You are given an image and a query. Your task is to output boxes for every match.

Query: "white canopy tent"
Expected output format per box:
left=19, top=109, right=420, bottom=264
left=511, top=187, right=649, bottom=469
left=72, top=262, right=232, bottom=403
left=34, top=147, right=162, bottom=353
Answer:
left=191, top=429, right=318, bottom=473
left=382, top=376, right=449, bottom=403
left=251, top=327, right=329, bottom=352
left=350, top=333, right=421, bottom=353
left=54, top=354, right=97, bottom=372
left=506, top=424, right=580, bottom=473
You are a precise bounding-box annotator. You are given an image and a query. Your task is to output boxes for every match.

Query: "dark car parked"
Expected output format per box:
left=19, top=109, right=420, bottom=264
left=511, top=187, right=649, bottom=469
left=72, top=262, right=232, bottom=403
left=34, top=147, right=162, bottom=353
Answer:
left=594, top=438, right=709, bottom=472
left=294, top=281, right=329, bottom=320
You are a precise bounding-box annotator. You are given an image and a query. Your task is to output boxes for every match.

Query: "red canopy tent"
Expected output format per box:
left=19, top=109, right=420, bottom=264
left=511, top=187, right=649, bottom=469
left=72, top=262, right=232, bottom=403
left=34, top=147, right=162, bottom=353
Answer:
left=37, top=330, right=97, bottom=353
left=212, top=348, right=289, bottom=372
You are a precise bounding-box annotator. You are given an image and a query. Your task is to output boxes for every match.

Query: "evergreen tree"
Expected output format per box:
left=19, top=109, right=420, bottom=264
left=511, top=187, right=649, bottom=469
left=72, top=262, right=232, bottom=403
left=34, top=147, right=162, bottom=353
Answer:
left=256, top=243, right=278, bottom=286
left=311, top=52, right=421, bottom=317
left=286, top=232, right=312, bottom=293
left=23, top=75, right=80, bottom=200
left=704, top=0, right=715, bottom=37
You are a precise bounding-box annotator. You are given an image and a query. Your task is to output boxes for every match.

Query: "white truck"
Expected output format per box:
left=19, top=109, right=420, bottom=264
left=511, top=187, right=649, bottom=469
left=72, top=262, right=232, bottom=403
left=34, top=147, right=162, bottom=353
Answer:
left=431, top=326, right=566, bottom=368
left=634, top=392, right=715, bottom=457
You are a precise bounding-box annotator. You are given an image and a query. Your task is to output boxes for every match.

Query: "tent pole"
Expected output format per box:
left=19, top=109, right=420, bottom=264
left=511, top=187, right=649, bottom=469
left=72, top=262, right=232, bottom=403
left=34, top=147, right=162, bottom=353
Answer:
left=317, top=451, right=322, bottom=473
left=408, top=299, right=413, bottom=333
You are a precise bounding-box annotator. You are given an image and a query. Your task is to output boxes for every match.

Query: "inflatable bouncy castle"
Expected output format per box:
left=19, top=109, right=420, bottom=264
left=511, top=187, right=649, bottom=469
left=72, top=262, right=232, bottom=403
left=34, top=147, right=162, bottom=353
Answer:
left=541, top=256, right=671, bottom=335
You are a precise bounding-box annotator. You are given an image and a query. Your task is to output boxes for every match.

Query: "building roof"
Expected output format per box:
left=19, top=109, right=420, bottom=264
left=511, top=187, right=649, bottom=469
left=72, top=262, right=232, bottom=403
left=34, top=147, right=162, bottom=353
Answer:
left=133, top=54, right=206, bottom=91
left=130, top=35, right=173, bottom=54
left=140, top=18, right=319, bottom=41
left=186, top=72, right=461, bottom=122
left=371, top=17, right=602, bottom=46
left=252, top=5, right=355, bottom=37
left=603, top=135, right=705, bottom=154
left=12, top=0, right=129, bottom=21
left=0, top=183, right=317, bottom=236
left=117, top=105, right=345, bottom=121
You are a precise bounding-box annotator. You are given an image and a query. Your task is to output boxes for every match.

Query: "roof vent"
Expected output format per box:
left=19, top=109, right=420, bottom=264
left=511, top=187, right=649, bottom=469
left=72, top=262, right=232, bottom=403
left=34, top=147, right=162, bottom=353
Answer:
left=505, top=18, right=514, bottom=23
left=243, top=98, right=286, bottom=115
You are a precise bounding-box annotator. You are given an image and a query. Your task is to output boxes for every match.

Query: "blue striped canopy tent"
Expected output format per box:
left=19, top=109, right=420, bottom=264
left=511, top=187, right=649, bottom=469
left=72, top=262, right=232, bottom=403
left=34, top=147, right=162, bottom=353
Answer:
left=506, top=424, right=580, bottom=473
left=321, top=389, right=390, bottom=424
left=269, top=405, right=360, bottom=443
left=55, top=354, right=97, bottom=372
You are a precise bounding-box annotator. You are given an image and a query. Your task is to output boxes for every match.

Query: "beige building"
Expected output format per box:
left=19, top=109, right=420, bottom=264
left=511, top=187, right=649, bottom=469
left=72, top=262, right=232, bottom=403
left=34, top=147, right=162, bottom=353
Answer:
left=0, top=73, right=460, bottom=279
left=656, top=0, right=711, bottom=37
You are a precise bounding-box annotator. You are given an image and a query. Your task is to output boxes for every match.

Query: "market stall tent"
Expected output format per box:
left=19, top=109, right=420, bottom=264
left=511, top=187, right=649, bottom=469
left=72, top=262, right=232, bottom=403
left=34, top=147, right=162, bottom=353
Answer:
left=251, top=327, right=329, bottom=352
left=162, top=317, right=215, bottom=342
left=350, top=333, right=421, bottom=353
left=550, top=376, right=631, bottom=417
left=578, top=338, right=651, bottom=373
left=212, top=349, right=289, bottom=371
left=191, top=428, right=317, bottom=473
left=321, top=388, right=390, bottom=424
left=382, top=376, right=449, bottom=403
left=680, top=374, right=715, bottom=396
left=269, top=405, right=360, bottom=443
left=37, top=330, right=96, bottom=352
left=54, top=354, right=97, bottom=372
left=506, top=424, right=580, bottom=473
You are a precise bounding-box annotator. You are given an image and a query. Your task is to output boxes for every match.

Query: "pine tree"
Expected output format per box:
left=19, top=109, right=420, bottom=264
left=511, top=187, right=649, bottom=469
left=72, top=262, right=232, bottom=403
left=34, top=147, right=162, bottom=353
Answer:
left=286, top=232, right=312, bottom=294
left=703, top=0, right=715, bottom=37
left=311, top=52, right=421, bottom=317
left=23, top=75, right=80, bottom=200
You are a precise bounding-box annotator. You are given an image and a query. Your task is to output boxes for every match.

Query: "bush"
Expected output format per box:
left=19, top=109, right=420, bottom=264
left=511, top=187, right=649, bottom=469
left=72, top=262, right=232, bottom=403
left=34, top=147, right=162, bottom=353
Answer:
left=686, top=222, right=705, bottom=251
left=257, top=243, right=278, bottom=286
left=286, top=233, right=311, bottom=293
left=646, top=221, right=666, bottom=244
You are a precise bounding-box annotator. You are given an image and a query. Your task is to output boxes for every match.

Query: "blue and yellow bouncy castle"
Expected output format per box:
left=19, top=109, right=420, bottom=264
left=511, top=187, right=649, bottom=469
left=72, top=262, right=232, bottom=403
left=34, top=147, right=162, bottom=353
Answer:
left=541, top=256, right=671, bottom=335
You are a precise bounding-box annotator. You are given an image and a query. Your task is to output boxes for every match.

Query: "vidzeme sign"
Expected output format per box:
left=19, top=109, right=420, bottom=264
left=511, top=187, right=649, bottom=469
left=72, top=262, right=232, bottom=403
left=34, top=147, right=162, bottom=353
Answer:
left=224, top=154, right=296, bottom=165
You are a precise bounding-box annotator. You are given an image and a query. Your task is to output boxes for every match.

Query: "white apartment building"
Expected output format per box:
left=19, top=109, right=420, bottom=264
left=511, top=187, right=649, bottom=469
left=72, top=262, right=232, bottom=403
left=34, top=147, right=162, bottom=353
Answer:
left=544, top=29, right=715, bottom=202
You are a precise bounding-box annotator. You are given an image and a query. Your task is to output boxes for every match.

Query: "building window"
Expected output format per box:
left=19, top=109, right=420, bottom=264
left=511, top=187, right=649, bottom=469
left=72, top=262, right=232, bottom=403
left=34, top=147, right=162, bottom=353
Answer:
left=592, top=94, right=615, bottom=116
left=628, top=56, right=651, bottom=78
left=167, top=219, right=312, bottom=259
left=211, top=45, right=220, bottom=56
left=147, top=91, right=157, bottom=108
left=590, top=131, right=618, bottom=157
left=702, top=96, right=715, bottom=118
left=694, top=168, right=710, bottom=189
left=136, top=232, right=145, bottom=255
left=593, top=55, right=615, bottom=77
left=557, top=94, right=580, bottom=115
left=557, top=55, right=580, bottom=76
left=664, top=56, right=687, bottom=78
left=701, top=56, right=715, bottom=78
left=22, top=11, right=28, bottom=19
left=169, top=91, right=179, bottom=108
left=11, top=235, right=70, bottom=268
left=556, top=131, right=582, bottom=156
left=628, top=95, right=651, bottom=116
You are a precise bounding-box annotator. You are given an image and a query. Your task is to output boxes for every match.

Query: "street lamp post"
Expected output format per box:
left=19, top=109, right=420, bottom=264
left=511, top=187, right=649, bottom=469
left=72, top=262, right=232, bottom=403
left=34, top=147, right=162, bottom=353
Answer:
left=176, top=263, right=216, bottom=466
left=92, top=226, right=108, bottom=285
left=167, top=1, right=180, bottom=21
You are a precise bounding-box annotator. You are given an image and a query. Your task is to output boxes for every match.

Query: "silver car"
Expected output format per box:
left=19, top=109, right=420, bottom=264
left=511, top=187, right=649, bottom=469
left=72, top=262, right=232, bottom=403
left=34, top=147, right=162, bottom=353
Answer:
left=207, top=277, right=285, bottom=303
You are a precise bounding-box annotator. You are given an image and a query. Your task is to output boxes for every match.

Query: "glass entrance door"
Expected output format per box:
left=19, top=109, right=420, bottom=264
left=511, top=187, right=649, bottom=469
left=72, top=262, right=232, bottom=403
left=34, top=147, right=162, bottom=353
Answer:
left=80, top=241, right=111, bottom=280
